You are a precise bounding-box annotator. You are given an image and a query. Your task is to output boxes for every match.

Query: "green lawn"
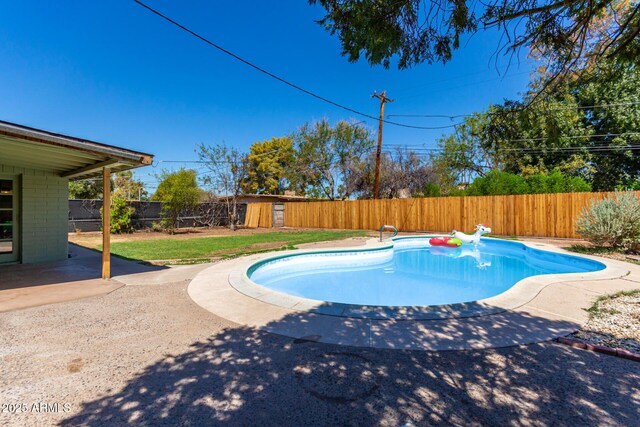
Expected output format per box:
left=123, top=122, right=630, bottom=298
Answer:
left=109, top=230, right=368, bottom=262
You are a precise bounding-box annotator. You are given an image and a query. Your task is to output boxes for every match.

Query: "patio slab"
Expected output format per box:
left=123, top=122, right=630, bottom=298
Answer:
left=0, top=278, right=124, bottom=313
left=0, top=244, right=170, bottom=312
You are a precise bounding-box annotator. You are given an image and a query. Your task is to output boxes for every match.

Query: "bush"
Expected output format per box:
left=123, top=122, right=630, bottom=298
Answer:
left=466, top=169, right=591, bottom=196
left=152, top=169, right=201, bottom=232
left=417, top=182, right=441, bottom=197
left=525, top=170, right=591, bottom=193
left=576, top=192, right=640, bottom=250
left=466, top=171, right=529, bottom=196
left=100, top=197, right=135, bottom=234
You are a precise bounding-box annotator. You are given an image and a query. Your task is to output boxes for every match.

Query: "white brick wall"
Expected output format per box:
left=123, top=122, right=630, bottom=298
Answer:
left=0, top=164, right=69, bottom=263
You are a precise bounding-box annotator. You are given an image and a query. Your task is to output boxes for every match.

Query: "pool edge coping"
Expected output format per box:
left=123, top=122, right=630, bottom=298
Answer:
left=187, top=236, right=639, bottom=351
left=227, top=236, right=627, bottom=320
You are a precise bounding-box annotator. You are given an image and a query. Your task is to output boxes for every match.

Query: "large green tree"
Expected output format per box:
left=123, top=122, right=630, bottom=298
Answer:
left=293, top=119, right=374, bottom=200
left=310, top=0, right=639, bottom=90
left=431, top=112, right=498, bottom=193
left=432, top=59, right=640, bottom=191
left=242, top=137, right=295, bottom=195
left=113, top=171, right=148, bottom=200
left=152, top=169, right=201, bottom=231
left=69, top=171, right=146, bottom=200
left=69, top=179, right=103, bottom=199
left=576, top=62, right=640, bottom=189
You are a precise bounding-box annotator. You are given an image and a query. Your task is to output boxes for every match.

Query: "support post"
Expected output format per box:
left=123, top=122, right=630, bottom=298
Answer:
left=102, top=167, right=111, bottom=279
left=372, top=90, right=394, bottom=200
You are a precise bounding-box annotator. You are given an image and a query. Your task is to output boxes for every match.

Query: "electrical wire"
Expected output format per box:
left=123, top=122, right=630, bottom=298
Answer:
left=388, top=101, right=640, bottom=120
left=133, top=0, right=460, bottom=130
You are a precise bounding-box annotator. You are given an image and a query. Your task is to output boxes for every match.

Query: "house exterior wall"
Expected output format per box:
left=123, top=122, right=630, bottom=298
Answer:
left=0, top=163, right=68, bottom=263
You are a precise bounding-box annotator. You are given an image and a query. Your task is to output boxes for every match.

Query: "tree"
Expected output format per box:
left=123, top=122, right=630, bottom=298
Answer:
left=69, top=179, right=105, bottom=199
left=352, top=148, right=439, bottom=199
left=431, top=57, right=640, bottom=191
left=575, top=61, right=640, bottom=190
left=197, top=143, right=249, bottom=230
left=293, top=119, right=374, bottom=200
left=484, top=97, right=594, bottom=177
left=113, top=171, right=148, bottom=200
left=152, top=169, right=201, bottom=232
left=242, top=137, right=295, bottom=195
left=431, top=112, right=497, bottom=193
left=69, top=172, right=147, bottom=200
left=310, top=0, right=639, bottom=93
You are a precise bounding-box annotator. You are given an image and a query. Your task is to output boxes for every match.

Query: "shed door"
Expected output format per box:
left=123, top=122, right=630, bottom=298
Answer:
left=0, top=177, right=19, bottom=263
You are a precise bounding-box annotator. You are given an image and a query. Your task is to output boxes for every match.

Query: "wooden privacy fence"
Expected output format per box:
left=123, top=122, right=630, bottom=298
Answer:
left=244, top=202, right=273, bottom=228
left=283, top=191, right=639, bottom=238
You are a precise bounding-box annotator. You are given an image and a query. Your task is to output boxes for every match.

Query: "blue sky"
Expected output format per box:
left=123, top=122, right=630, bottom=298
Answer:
left=0, top=0, right=535, bottom=191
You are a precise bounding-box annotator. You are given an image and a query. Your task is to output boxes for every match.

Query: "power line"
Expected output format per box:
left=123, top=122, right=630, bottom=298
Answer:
left=386, top=143, right=640, bottom=156
left=383, top=132, right=640, bottom=149
left=387, top=101, right=640, bottom=121
left=490, top=131, right=640, bottom=144
left=133, top=0, right=460, bottom=130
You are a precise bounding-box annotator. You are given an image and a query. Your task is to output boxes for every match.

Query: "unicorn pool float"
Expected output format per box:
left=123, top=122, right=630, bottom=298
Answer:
left=428, top=224, right=492, bottom=248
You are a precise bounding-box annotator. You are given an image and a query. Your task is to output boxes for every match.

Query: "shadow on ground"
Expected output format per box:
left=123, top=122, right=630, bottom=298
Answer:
left=62, top=317, right=640, bottom=426
left=0, top=244, right=165, bottom=291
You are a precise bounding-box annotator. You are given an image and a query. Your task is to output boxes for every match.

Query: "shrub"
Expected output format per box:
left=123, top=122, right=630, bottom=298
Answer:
left=100, top=197, right=135, bottom=234
left=152, top=169, right=201, bottom=232
left=576, top=192, right=640, bottom=250
left=417, top=182, right=441, bottom=197
left=466, top=169, right=591, bottom=196
left=466, top=171, right=529, bottom=196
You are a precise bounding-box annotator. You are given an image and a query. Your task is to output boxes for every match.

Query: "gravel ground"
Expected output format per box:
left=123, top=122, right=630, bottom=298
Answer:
left=1, top=281, right=639, bottom=426
left=571, top=291, right=640, bottom=353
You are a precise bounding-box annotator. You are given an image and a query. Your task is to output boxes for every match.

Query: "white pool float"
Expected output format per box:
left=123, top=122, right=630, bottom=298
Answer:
left=451, top=224, right=491, bottom=245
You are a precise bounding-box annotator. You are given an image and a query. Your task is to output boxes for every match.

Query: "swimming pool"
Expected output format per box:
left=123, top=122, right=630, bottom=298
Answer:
left=247, top=237, right=606, bottom=307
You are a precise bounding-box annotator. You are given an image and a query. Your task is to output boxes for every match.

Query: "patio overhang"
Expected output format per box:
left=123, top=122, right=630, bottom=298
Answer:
left=0, top=119, right=154, bottom=279
left=0, top=119, right=153, bottom=179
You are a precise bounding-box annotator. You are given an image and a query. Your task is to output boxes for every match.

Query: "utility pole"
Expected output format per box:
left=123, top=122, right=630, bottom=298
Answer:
left=372, top=90, right=394, bottom=199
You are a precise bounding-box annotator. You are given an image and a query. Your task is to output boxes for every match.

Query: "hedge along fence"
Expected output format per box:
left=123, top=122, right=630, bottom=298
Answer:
left=282, top=191, right=640, bottom=238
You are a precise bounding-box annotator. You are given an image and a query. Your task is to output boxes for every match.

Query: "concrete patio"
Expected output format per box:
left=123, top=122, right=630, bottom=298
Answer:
left=0, top=244, right=215, bottom=312
left=0, top=240, right=639, bottom=426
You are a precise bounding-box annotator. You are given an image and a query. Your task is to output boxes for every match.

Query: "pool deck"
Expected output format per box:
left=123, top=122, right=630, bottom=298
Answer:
left=189, top=237, right=640, bottom=350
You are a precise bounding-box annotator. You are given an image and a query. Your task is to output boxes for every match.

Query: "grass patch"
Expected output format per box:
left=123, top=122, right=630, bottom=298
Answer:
left=585, top=289, right=640, bottom=318
left=106, top=230, right=368, bottom=262
left=565, top=244, right=640, bottom=265
left=566, top=245, right=618, bottom=255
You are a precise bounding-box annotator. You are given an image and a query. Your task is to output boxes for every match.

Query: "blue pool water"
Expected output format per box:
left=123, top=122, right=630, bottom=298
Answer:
left=248, top=238, right=606, bottom=307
